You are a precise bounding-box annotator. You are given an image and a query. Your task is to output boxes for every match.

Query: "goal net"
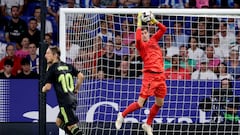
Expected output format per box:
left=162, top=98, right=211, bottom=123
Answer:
left=59, top=8, right=240, bottom=135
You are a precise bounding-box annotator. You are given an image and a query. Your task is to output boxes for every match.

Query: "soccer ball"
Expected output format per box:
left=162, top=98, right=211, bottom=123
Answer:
left=141, top=11, right=152, bottom=23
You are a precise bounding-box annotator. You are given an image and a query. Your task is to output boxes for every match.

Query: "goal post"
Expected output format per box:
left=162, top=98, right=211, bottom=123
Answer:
left=59, top=8, right=240, bottom=135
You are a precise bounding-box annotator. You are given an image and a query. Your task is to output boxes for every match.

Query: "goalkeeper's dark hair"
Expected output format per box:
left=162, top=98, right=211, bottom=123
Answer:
left=141, top=26, right=148, bottom=31
left=49, top=46, right=61, bottom=60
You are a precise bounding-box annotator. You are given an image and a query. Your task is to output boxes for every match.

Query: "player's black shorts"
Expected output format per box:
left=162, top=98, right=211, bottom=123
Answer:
left=58, top=102, right=79, bottom=126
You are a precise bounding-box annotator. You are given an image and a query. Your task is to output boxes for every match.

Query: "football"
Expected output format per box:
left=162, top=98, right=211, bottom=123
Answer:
left=141, top=11, right=152, bottom=23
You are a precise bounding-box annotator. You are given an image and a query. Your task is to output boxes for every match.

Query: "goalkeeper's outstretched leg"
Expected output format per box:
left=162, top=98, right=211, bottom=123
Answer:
left=115, top=10, right=167, bottom=135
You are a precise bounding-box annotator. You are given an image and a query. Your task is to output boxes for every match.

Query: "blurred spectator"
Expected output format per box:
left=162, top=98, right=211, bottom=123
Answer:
left=218, top=21, right=236, bottom=56
left=139, top=0, right=151, bottom=7
left=25, top=43, right=39, bottom=74
left=97, top=40, right=121, bottom=79
left=162, top=47, right=171, bottom=70
left=0, top=44, right=22, bottom=76
left=16, top=57, right=39, bottom=79
left=196, top=46, right=220, bottom=73
left=163, top=34, right=174, bottom=49
left=93, top=35, right=104, bottom=58
left=121, top=18, right=135, bottom=46
left=205, top=46, right=221, bottom=73
left=0, top=41, right=7, bottom=59
left=172, top=21, right=189, bottom=47
left=5, top=6, right=27, bottom=46
left=231, top=31, right=240, bottom=59
left=216, top=62, right=233, bottom=80
left=164, top=34, right=179, bottom=61
left=118, top=0, right=140, bottom=8
left=159, top=0, right=189, bottom=8
left=189, top=0, right=216, bottom=8
left=47, top=0, right=64, bottom=23
left=211, top=34, right=226, bottom=62
left=25, top=18, right=41, bottom=48
left=79, top=48, right=95, bottom=76
left=226, top=49, right=240, bottom=80
left=106, top=14, right=115, bottom=35
left=179, top=45, right=196, bottom=72
left=215, top=0, right=235, bottom=8
left=187, top=36, right=205, bottom=62
left=96, top=70, right=105, bottom=80
left=193, top=17, right=209, bottom=50
left=116, top=60, right=130, bottom=79
left=165, top=54, right=191, bottom=80
left=113, top=34, right=129, bottom=60
left=199, top=78, right=240, bottom=124
left=206, top=17, right=220, bottom=36
left=195, top=0, right=210, bottom=8
left=97, top=20, right=113, bottom=44
left=60, top=0, right=80, bottom=8
left=34, top=6, right=53, bottom=36
left=92, top=0, right=117, bottom=7
left=73, top=56, right=91, bottom=78
left=44, top=33, right=54, bottom=46
left=191, top=58, right=218, bottom=80
left=75, top=0, right=94, bottom=8
left=0, top=59, right=15, bottom=78
left=15, top=37, right=30, bottom=58
left=65, top=35, right=80, bottom=64
left=0, top=14, right=8, bottom=30
left=234, top=0, right=240, bottom=8
left=226, top=18, right=238, bottom=35
left=1, top=0, right=24, bottom=16
left=129, top=41, right=143, bottom=78
left=211, top=78, right=240, bottom=124
left=148, top=22, right=157, bottom=36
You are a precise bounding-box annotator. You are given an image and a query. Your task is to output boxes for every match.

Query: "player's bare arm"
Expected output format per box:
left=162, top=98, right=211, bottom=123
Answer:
left=74, top=72, right=84, bottom=94
left=42, top=83, right=52, bottom=93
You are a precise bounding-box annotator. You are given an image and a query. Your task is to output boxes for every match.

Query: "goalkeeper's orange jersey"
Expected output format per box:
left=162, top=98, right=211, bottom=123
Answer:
left=136, top=23, right=167, bottom=73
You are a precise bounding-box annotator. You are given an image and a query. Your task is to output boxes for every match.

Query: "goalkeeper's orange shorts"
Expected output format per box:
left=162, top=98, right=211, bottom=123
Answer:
left=139, top=72, right=167, bottom=99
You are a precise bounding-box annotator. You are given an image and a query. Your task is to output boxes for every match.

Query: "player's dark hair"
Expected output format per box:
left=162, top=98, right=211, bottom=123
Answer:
left=49, top=46, right=61, bottom=60
left=141, top=26, right=148, bottom=31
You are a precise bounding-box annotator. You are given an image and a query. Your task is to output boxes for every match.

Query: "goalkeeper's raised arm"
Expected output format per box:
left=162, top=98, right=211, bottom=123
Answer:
left=116, top=11, right=168, bottom=135
left=150, top=13, right=167, bottom=41
left=136, top=11, right=167, bottom=48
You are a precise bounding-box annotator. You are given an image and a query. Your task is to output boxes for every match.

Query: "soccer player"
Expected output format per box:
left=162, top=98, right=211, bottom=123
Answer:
left=42, top=46, right=84, bottom=135
left=115, top=12, right=167, bottom=135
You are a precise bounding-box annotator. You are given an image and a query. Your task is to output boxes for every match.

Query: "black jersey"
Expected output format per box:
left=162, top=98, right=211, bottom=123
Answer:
left=45, top=61, right=79, bottom=106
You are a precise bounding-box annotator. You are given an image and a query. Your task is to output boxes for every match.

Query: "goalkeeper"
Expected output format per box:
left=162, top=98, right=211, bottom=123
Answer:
left=115, top=12, right=167, bottom=135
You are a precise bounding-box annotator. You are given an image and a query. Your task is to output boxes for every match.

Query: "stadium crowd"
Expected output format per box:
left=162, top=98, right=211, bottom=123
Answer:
left=0, top=0, right=240, bottom=80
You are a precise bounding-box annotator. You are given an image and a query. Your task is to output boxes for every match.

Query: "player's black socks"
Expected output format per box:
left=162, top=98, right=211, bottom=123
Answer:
left=70, top=126, right=84, bottom=135
left=59, top=123, right=73, bottom=135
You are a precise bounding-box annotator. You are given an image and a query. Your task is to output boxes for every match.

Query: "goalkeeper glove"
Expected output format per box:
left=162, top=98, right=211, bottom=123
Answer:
left=150, top=13, right=158, bottom=24
left=137, top=12, right=142, bottom=27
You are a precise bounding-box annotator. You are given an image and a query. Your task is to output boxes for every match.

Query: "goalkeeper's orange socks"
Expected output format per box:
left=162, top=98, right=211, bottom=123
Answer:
left=146, top=104, right=161, bottom=125
left=122, top=102, right=141, bottom=117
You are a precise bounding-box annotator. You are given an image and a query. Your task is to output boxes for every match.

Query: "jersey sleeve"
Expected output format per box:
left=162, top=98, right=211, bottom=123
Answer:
left=152, top=22, right=167, bottom=41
